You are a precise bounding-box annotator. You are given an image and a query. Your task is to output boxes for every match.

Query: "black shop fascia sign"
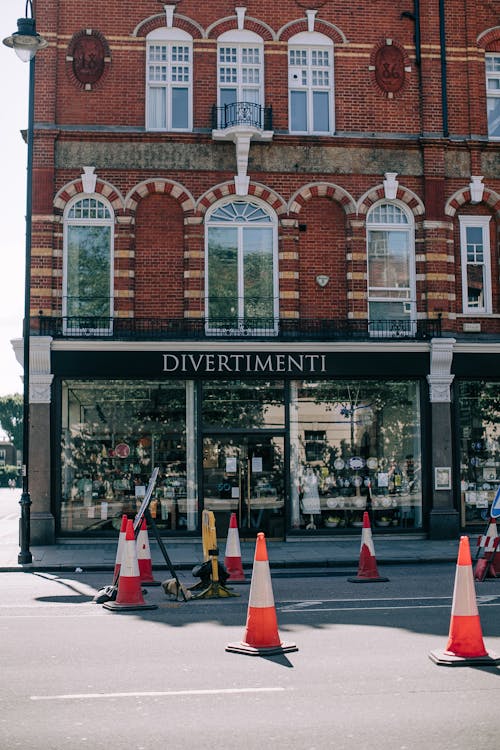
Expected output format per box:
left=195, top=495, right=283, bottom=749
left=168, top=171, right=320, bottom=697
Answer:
left=52, top=349, right=429, bottom=380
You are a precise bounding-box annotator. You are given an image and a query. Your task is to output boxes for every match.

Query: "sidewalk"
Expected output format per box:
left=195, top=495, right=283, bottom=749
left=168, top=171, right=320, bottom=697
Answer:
left=0, top=533, right=463, bottom=573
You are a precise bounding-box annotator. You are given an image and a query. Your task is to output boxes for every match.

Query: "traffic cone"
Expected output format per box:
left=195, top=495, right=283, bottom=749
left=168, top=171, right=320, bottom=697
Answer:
left=474, top=518, right=500, bottom=581
left=113, top=514, right=128, bottom=580
left=226, top=532, right=298, bottom=656
left=348, top=511, right=389, bottom=583
left=224, top=513, right=246, bottom=583
left=103, top=519, right=158, bottom=612
left=136, top=518, right=160, bottom=586
left=429, top=536, right=500, bottom=666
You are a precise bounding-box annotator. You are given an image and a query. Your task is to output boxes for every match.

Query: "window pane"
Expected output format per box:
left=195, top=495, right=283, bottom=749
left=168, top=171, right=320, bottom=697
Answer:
left=67, top=226, right=111, bottom=317
left=171, top=88, right=188, bottom=129
left=368, top=230, right=410, bottom=289
left=291, top=90, right=307, bottom=131
left=148, top=87, right=166, bottom=129
left=208, top=227, right=238, bottom=322
left=487, top=96, right=500, bottom=138
left=466, top=226, right=484, bottom=262
left=220, top=88, right=237, bottom=107
left=313, top=91, right=329, bottom=132
left=243, top=227, right=274, bottom=320
left=202, top=380, right=284, bottom=429
left=466, top=265, right=485, bottom=308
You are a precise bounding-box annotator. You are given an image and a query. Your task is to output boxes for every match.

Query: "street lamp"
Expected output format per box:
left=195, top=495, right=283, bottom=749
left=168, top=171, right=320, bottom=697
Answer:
left=3, top=1, right=48, bottom=564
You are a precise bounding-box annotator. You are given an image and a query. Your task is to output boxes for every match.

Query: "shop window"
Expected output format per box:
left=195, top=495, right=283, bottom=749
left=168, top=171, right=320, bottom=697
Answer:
left=217, top=30, right=264, bottom=128
left=486, top=53, right=500, bottom=139
left=288, top=32, right=334, bottom=134
left=63, top=196, right=114, bottom=334
left=458, top=381, right=500, bottom=526
left=366, top=202, right=415, bottom=335
left=205, top=199, right=278, bottom=334
left=146, top=27, right=192, bottom=131
left=60, top=380, right=198, bottom=534
left=201, top=380, right=285, bottom=429
left=458, top=215, right=492, bottom=314
left=289, top=380, right=422, bottom=531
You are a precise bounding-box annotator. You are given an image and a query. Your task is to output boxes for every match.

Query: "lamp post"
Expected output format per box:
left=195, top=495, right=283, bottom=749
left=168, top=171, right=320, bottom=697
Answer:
left=3, top=1, right=48, bottom=564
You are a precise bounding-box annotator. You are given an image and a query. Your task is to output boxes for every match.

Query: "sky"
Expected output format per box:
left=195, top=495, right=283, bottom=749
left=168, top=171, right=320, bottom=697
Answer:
left=0, top=5, right=32, bottom=397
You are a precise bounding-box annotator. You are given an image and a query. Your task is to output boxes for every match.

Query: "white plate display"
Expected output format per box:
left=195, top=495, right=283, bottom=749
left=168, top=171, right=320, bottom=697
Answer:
left=349, top=457, right=365, bottom=470
left=334, top=458, right=345, bottom=470
left=367, top=457, right=378, bottom=470
left=326, top=498, right=339, bottom=509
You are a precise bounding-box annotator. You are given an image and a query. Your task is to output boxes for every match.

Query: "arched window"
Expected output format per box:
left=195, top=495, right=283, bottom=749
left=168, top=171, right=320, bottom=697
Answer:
left=205, top=200, right=277, bottom=333
left=146, top=27, right=192, bottom=131
left=217, top=30, right=264, bottom=128
left=63, top=196, right=114, bottom=332
left=366, top=202, right=415, bottom=333
left=288, top=32, right=334, bottom=134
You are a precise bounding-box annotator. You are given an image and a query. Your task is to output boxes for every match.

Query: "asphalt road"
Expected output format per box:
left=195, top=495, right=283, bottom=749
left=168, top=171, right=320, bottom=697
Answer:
left=1, top=562, right=500, bottom=750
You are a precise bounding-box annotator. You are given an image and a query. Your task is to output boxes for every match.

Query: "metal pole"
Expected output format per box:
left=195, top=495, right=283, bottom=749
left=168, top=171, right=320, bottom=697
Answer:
left=18, top=52, right=36, bottom=564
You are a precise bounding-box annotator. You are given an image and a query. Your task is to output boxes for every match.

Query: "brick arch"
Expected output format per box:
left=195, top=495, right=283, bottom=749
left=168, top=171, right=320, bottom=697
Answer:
left=207, top=16, right=275, bottom=42
left=445, top=185, right=500, bottom=217
left=133, top=14, right=204, bottom=39
left=54, top=178, right=124, bottom=214
left=477, top=26, right=500, bottom=51
left=125, top=179, right=195, bottom=218
left=357, top=183, right=424, bottom=218
left=196, top=181, right=287, bottom=218
left=278, top=18, right=348, bottom=44
left=288, top=183, right=356, bottom=218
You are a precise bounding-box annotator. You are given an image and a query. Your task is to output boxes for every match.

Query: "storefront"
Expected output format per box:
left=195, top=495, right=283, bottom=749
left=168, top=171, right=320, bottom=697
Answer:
left=55, top=347, right=429, bottom=538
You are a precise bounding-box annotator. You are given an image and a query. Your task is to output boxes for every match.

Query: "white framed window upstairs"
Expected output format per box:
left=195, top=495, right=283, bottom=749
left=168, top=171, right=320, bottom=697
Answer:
left=486, top=53, right=500, bottom=140
left=63, top=196, right=114, bottom=335
left=217, top=30, right=264, bottom=128
left=459, top=215, right=492, bottom=314
left=288, top=32, right=334, bottom=135
left=146, top=27, right=192, bottom=131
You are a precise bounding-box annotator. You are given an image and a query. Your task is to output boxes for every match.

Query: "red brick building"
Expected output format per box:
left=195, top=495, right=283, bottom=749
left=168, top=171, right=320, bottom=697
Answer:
left=16, top=0, right=500, bottom=543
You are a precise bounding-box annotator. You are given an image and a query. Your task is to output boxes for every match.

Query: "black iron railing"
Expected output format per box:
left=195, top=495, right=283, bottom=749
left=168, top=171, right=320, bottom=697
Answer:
left=34, top=314, right=442, bottom=341
left=212, top=101, right=273, bottom=130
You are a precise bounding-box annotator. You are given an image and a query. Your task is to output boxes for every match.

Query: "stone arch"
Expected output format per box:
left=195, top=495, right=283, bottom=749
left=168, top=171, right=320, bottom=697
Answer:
left=357, top=183, right=424, bottom=218
left=196, top=181, right=287, bottom=218
left=133, top=13, right=204, bottom=40
left=207, top=15, right=275, bottom=42
left=445, top=185, right=500, bottom=217
left=288, top=183, right=356, bottom=218
left=477, top=26, right=500, bottom=51
left=54, top=178, right=124, bottom=215
left=278, top=18, right=348, bottom=44
left=124, top=179, right=196, bottom=218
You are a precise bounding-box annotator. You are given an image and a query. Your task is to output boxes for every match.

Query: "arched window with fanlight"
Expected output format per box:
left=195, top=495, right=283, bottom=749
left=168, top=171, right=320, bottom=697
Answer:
left=63, top=195, right=114, bottom=334
left=205, top=199, right=278, bottom=334
left=366, top=202, right=415, bottom=336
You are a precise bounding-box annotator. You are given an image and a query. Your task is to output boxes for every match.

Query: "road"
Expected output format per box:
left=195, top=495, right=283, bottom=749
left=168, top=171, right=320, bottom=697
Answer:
left=1, top=560, right=500, bottom=750
left=0, top=486, right=19, bottom=544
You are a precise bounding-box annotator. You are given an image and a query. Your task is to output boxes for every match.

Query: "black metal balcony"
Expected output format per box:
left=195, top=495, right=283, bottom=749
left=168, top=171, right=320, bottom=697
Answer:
left=33, top=314, right=441, bottom=341
left=212, top=101, right=273, bottom=130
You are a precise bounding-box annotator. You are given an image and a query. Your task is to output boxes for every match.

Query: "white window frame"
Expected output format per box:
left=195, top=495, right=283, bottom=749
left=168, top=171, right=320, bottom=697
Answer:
left=205, top=198, right=278, bottom=335
left=288, top=31, right=334, bottom=135
left=146, top=27, right=192, bottom=132
left=366, top=201, right=416, bottom=335
left=217, top=30, right=264, bottom=112
left=63, top=195, right=114, bottom=335
left=486, top=53, right=500, bottom=140
left=459, top=215, right=492, bottom=314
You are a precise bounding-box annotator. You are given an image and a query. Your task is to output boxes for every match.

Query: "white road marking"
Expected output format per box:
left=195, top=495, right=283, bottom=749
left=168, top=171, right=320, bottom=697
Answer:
left=30, top=687, right=287, bottom=701
left=279, top=595, right=500, bottom=612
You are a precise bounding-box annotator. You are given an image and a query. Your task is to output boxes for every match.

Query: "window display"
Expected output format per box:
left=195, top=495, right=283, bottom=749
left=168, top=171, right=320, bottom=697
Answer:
left=458, top=381, right=500, bottom=526
left=290, top=380, right=422, bottom=530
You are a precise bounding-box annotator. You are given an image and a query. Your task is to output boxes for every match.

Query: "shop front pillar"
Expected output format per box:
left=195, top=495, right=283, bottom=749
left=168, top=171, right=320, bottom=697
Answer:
left=426, top=338, right=460, bottom=539
left=13, top=336, right=55, bottom=545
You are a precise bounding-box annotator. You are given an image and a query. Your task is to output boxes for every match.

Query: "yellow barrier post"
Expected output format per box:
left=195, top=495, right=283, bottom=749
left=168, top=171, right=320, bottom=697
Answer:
left=190, top=510, right=238, bottom=599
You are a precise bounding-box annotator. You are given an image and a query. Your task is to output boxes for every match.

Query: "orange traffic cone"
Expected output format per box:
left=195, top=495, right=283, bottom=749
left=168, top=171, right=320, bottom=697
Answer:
left=224, top=513, right=246, bottom=583
left=474, top=518, right=500, bottom=581
left=136, top=518, right=160, bottom=586
left=429, top=536, right=500, bottom=666
left=348, top=511, right=389, bottom=583
left=226, top=532, right=298, bottom=656
left=103, top=519, right=158, bottom=612
left=113, top=514, right=127, bottom=580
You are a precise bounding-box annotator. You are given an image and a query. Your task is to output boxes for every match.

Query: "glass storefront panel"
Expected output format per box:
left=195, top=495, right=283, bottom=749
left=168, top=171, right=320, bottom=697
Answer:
left=60, top=380, right=198, bottom=533
left=290, top=380, right=422, bottom=531
left=458, top=381, right=500, bottom=526
left=202, top=380, right=285, bottom=429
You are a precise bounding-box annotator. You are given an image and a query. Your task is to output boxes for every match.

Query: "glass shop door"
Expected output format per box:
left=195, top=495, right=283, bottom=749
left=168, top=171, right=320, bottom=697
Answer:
left=203, top=434, right=285, bottom=539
